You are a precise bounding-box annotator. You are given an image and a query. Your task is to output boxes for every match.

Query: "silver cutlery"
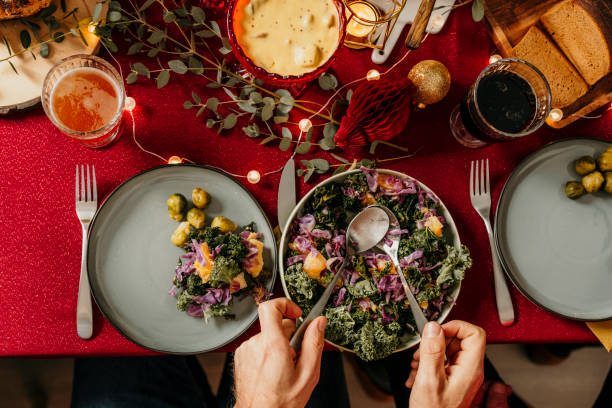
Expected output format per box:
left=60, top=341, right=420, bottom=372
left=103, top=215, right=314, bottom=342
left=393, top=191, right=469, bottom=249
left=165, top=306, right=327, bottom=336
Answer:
left=277, top=159, right=296, bottom=233
left=470, top=160, right=515, bottom=326
left=373, top=205, right=428, bottom=335
left=289, top=207, right=390, bottom=352
left=75, top=165, right=97, bottom=339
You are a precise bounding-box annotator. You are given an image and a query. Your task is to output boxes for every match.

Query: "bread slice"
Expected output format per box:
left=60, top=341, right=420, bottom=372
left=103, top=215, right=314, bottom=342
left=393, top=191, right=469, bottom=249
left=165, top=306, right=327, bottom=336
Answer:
left=541, top=0, right=612, bottom=85
left=512, top=26, right=589, bottom=108
left=0, top=0, right=52, bottom=21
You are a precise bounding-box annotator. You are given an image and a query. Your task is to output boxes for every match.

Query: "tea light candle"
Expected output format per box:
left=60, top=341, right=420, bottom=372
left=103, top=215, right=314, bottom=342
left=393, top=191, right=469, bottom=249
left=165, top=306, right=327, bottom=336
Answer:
left=346, top=1, right=378, bottom=38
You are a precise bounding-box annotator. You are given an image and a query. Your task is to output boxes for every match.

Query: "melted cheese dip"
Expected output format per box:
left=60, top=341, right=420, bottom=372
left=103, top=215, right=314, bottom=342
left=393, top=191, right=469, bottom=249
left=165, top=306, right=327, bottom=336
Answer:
left=234, top=0, right=340, bottom=76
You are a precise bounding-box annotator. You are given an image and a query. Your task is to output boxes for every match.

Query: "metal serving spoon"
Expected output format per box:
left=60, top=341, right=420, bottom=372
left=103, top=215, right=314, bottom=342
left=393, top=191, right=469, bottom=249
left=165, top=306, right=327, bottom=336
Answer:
left=289, top=206, right=390, bottom=353
left=373, top=205, right=429, bottom=335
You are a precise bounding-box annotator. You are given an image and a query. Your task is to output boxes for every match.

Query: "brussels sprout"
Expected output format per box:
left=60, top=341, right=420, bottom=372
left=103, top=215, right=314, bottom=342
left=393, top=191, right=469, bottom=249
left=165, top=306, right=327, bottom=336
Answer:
left=582, top=171, right=604, bottom=193
left=604, top=172, right=612, bottom=194
left=211, top=216, right=237, bottom=233
left=192, top=187, right=211, bottom=209
left=598, top=147, right=612, bottom=172
left=574, top=156, right=597, bottom=175
left=167, top=193, right=187, bottom=220
left=565, top=181, right=585, bottom=199
left=171, top=222, right=191, bottom=247
left=187, top=208, right=206, bottom=229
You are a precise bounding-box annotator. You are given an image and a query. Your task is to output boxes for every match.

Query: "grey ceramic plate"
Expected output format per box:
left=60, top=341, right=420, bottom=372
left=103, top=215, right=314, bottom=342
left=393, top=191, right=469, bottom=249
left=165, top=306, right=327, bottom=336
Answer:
left=495, top=138, right=612, bottom=321
left=87, top=164, right=276, bottom=353
left=279, top=169, right=463, bottom=353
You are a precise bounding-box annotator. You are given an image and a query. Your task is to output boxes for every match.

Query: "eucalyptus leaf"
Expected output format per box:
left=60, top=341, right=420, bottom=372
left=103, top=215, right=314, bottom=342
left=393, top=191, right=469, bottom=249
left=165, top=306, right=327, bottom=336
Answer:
left=277, top=103, right=293, bottom=114
left=157, top=70, right=170, bottom=88
left=296, top=169, right=305, bottom=176
left=310, top=158, right=329, bottom=171
left=249, top=91, right=262, bottom=104
left=168, top=59, right=188, bottom=74
left=126, top=71, right=138, bottom=84
left=184, top=101, right=193, bottom=109
left=318, top=72, right=338, bottom=90
left=60, top=0, right=66, bottom=12
left=346, top=89, right=353, bottom=102
left=279, top=137, right=291, bottom=151
left=92, top=2, right=103, bottom=23
left=472, top=0, right=484, bottom=22
left=148, top=30, right=165, bottom=44
left=147, top=47, right=159, bottom=57
left=206, top=119, right=215, bottom=128
left=320, top=136, right=336, bottom=151
left=188, top=56, right=203, bottom=74
left=223, top=113, right=237, bottom=129
left=133, top=62, right=150, bottom=77
left=19, top=30, right=31, bottom=49
left=39, top=4, right=57, bottom=19
left=242, top=124, right=260, bottom=138
left=39, top=43, right=49, bottom=58
left=369, top=140, right=380, bottom=154
left=127, top=42, right=143, bottom=55
left=304, top=168, right=315, bottom=183
left=281, top=127, right=292, bottom=139
left=109, top=10, right=122, bottom=22
left=137, top=25, right=145, bottom=39
left=191, top=6, right=205, bottom=23
left=196, top=30, right=216, bottom=38
left=279, top=94, right=294, bottom=106
left=237, top=101, right=257, bottom=113
left=8, top=60, right=18, bottom=75
left=139, top=0, right=155, bottom=11
left=330, top=153, right=349, bottom=164
left=206, top=97, right=219, bottom=111
left=223, top=87, right=237, bottom=101
left=192, top=91, right=201, bottom=104
left=219, top=46, right=232, bottom=55
left=177, top=18, right=192, bottom=29
left=260, top=135, right=276, bottom=145
left=305, top=128, right=313, bottom=142
left=174, top=8, right=188, bottom=17
left=323, top=122, right=338, bottom=139
left=196, top=106, right=206, bottom=117
left=47, top=18, right=60, bottom=31
left=295, top=142, right=311, bottom=154
left=273, top=115, right=288, bottom=124
left=360, top=159, right=375, bottom=168
left=210, top=21, right=221, bottom=36
left=333, top=165, right=347, bottom=175
left=261, top=103, right=274, bottom=121
left=163, top=11, right=177, bottom=23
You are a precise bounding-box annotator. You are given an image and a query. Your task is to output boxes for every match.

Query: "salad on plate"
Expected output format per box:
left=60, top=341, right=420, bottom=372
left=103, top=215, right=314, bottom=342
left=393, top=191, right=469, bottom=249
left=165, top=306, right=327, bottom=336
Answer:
left=283, top=168, right=472, bottom=361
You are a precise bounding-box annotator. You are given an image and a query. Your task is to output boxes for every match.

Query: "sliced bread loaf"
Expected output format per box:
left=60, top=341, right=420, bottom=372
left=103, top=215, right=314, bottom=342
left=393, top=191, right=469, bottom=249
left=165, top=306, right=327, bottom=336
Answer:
left=512, top=26, right=589, bottom=108
left=541, top=0, right=612, bottom=85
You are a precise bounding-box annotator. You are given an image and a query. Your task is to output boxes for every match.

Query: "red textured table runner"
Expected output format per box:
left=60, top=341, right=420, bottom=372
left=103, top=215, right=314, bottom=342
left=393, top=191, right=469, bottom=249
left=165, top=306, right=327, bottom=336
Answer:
left=0, top=5, right=609, bottom=357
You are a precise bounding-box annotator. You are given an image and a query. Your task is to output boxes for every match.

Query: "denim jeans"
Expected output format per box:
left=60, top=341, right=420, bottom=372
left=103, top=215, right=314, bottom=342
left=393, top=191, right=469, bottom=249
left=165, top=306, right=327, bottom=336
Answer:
left=71, top=352, right=350, bottom=408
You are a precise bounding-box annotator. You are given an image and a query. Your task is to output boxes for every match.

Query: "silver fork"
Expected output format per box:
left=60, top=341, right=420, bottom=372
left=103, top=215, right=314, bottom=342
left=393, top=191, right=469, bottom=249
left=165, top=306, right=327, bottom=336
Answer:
left=75, top=165, right=97, bottom=339
left=470, top=160, right=515, bottom=326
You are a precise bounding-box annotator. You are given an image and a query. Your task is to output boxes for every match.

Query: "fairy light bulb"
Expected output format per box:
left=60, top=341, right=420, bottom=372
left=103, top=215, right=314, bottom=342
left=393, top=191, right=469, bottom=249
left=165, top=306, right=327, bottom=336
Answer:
left=431, top=14, right=444, bottom=30
left=298, top=118, right=312, bottom=132
left=247, top=170, right=261, bottom=184
left=548, top=108, right=563, bottom=122
left=488, top=54, right=502, bottom=65
left=366, top=69, right=380, bottom=81
left=125, top=97, right=136, bottom=112
left=168, top=156, right=183, bottom=164
left=88, top=22, right=97, bottom=33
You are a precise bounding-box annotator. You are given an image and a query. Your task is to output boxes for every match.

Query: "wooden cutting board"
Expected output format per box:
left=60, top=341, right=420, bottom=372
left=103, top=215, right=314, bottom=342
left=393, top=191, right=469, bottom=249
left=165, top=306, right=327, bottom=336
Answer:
left=482, top=0, right=612, bottom=128
left=0, top=0, right=103, bottom=114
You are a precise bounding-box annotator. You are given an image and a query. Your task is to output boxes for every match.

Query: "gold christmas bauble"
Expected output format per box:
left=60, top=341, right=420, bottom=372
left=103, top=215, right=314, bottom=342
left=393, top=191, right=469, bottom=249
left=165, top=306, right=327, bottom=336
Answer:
left=408, top=60, right=451, bottom=105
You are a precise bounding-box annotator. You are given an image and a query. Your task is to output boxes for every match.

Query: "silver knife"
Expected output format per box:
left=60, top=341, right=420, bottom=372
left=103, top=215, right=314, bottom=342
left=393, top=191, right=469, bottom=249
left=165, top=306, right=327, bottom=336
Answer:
left=277, top=158, right=296, bottom=232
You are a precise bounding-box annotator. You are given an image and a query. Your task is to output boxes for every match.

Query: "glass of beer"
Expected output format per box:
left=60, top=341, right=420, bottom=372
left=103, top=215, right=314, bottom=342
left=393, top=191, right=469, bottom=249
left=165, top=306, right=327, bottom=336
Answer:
left=449, top=58, right=552, bottom=148
left=42, top=54, right=125, bottom=148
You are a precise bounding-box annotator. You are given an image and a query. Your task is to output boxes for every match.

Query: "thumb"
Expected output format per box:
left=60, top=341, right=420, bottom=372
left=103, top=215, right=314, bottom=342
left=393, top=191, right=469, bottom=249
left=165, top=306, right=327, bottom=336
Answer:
left=415, top=322, right=447, bottom=387
left=296, top=316, right=326, bottom=385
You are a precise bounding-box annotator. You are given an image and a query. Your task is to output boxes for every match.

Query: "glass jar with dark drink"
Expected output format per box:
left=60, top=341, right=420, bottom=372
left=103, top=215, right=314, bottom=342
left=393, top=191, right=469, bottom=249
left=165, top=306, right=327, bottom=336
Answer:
left=450, top=58, right=551, bottom=148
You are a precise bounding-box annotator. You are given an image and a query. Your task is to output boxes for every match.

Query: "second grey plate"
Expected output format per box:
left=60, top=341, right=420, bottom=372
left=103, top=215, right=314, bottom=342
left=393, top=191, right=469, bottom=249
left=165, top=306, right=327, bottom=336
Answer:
left=495, top=138, right=612, bottom=321
left=87, top=165, right=276, bottom=353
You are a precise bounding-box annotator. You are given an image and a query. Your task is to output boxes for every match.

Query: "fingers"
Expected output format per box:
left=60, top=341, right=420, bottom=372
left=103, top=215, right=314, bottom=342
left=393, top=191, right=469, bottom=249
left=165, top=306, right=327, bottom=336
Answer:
left=440, top=320, right=486, bottom=370
left=470, top=380, right=492, bottom=407
left=258, top=298, right=303, bottom=340
left=405, top=366, right=417, bottom=388
left=413, top=321, right=447, bottom=389
left=296, top=316, right=326, bottom=388
left=282, top=318, right=297, bottom=339
left=485, top=382, right=511, bottom=408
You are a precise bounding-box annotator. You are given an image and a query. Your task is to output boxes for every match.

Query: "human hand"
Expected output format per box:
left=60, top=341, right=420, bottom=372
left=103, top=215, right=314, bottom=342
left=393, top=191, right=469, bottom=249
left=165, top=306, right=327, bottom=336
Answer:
left=234, top=298, right=327, bottom=408
left=406, top=320, right=486, bottom=408
left=471, top=381, right=513, bottom=408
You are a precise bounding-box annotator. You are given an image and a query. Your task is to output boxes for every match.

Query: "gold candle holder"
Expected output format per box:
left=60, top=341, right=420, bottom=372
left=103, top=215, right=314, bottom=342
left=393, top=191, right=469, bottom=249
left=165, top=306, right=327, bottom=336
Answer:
left=343, top=0, right=407, bottom=50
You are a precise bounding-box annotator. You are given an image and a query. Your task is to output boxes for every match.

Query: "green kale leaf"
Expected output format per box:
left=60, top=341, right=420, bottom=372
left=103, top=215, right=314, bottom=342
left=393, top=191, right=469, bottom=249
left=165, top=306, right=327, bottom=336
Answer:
left=416, top=285, right=442, bottom=303
left=285, top=263, right=317, bottom=314
left=353, top=256, right=367, bottom=279
left=176, top=290, right=193, bottom=311
left=209, top=256, right=241, bottom=288
left=398, top=228, right=443, bottom=259
left=186, top=273, right=208, bottom=295
left=354, top=320, right=401, bottom=362
left=325, top=306, right=357, bottom=346
left=350, top=307, right=371, bottom=327
left=346, top=279, right=378, bottom=299
left=436, top=245, right=472, bottom=286
left=204, top=303, right=235, bottom=322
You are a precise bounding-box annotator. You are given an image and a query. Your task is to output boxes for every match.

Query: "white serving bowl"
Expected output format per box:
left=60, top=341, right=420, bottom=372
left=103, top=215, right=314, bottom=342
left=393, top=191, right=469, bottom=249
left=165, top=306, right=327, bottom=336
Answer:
left=278, top=169, right=463, bottom=354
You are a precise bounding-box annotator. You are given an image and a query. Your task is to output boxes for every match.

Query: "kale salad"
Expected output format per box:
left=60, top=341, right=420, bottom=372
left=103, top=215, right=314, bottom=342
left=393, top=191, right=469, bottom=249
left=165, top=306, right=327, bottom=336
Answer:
left=167, top=188, right=270, bottom=322
left=283, top=168, right=472, bottom=361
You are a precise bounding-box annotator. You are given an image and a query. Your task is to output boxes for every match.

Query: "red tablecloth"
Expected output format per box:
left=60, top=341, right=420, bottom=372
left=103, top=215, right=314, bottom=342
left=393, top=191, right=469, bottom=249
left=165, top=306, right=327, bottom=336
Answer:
left=0, top=5, right=609, bottom=357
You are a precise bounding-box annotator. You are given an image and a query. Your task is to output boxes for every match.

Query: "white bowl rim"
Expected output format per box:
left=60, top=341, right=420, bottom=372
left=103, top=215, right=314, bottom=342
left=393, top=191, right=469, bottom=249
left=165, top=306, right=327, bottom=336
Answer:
left=278, top=168, right=463, bottom=354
